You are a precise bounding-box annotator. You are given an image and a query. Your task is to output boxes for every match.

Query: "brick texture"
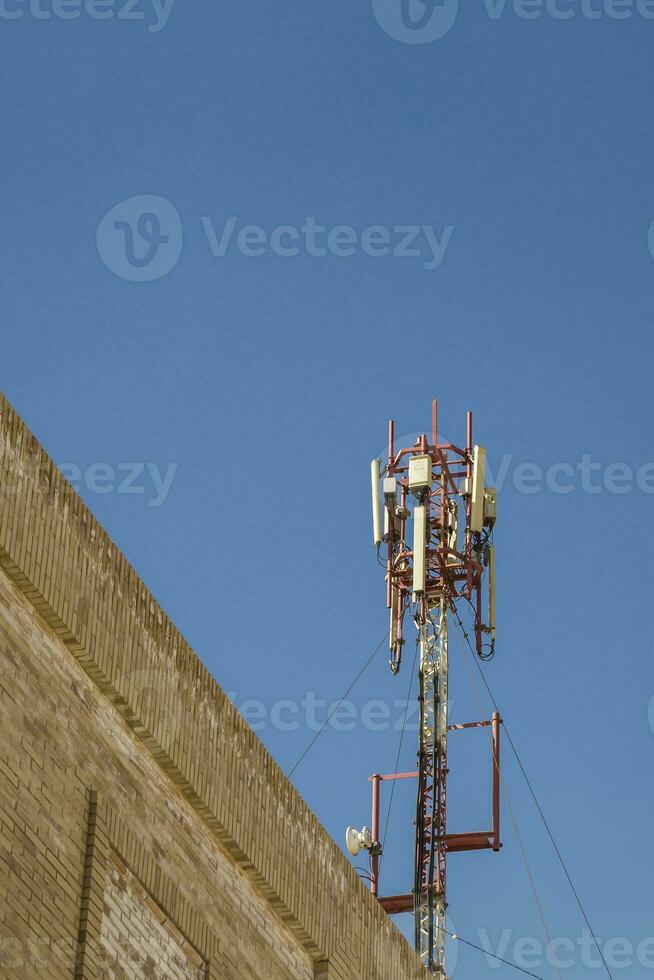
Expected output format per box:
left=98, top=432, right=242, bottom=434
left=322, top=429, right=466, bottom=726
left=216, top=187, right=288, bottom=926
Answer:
left=0, top=393, right=427, bottom=980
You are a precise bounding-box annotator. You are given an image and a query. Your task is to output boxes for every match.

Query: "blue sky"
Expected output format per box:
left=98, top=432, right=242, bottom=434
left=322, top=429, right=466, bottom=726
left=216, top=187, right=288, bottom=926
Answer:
left=2, top=1, right=654, bottom=976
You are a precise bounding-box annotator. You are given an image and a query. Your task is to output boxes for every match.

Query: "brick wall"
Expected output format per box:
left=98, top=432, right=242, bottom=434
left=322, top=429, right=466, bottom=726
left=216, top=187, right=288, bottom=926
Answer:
left=0, top=394, right=427, bottom=980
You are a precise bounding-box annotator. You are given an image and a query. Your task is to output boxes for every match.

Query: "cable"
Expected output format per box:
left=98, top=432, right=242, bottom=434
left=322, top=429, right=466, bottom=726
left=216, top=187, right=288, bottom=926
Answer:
left=451, top=605, right=614, bottom=980
left=287, top=631, right=389, bottom=778
left=441, top=927, right=545, bottom=980
left=449, top=607, right=562, bottom=980
left=460, top=591, right=494, bottom=661
left=379, top=638, right=419, bottom=865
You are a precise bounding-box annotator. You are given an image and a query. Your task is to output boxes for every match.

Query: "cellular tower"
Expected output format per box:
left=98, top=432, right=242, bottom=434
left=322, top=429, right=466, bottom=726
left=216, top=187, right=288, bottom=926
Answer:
left=346, top=400, right=501, bottom=976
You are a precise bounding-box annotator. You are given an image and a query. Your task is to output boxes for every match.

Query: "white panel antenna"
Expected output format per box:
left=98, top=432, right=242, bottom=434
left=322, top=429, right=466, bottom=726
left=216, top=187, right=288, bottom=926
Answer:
left=413, top=504, right=427, bottom=596
left=470, top=445, right=487, bottom=532
left=371, top=459, right=382, bottom=546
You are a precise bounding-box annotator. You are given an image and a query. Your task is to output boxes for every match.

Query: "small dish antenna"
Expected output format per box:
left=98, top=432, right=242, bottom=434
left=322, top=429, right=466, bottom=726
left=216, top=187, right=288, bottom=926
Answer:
left=345, top=826, right=373, bottom=857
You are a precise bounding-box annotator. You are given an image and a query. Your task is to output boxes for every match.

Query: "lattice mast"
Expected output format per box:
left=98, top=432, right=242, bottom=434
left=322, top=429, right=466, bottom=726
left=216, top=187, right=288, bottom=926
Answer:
left=368, top=400, right=498, bottom=976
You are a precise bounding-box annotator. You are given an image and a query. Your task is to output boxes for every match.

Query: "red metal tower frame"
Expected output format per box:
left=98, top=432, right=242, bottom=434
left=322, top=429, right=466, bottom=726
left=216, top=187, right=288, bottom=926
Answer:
left=361, top=400, right=500, bottom=975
